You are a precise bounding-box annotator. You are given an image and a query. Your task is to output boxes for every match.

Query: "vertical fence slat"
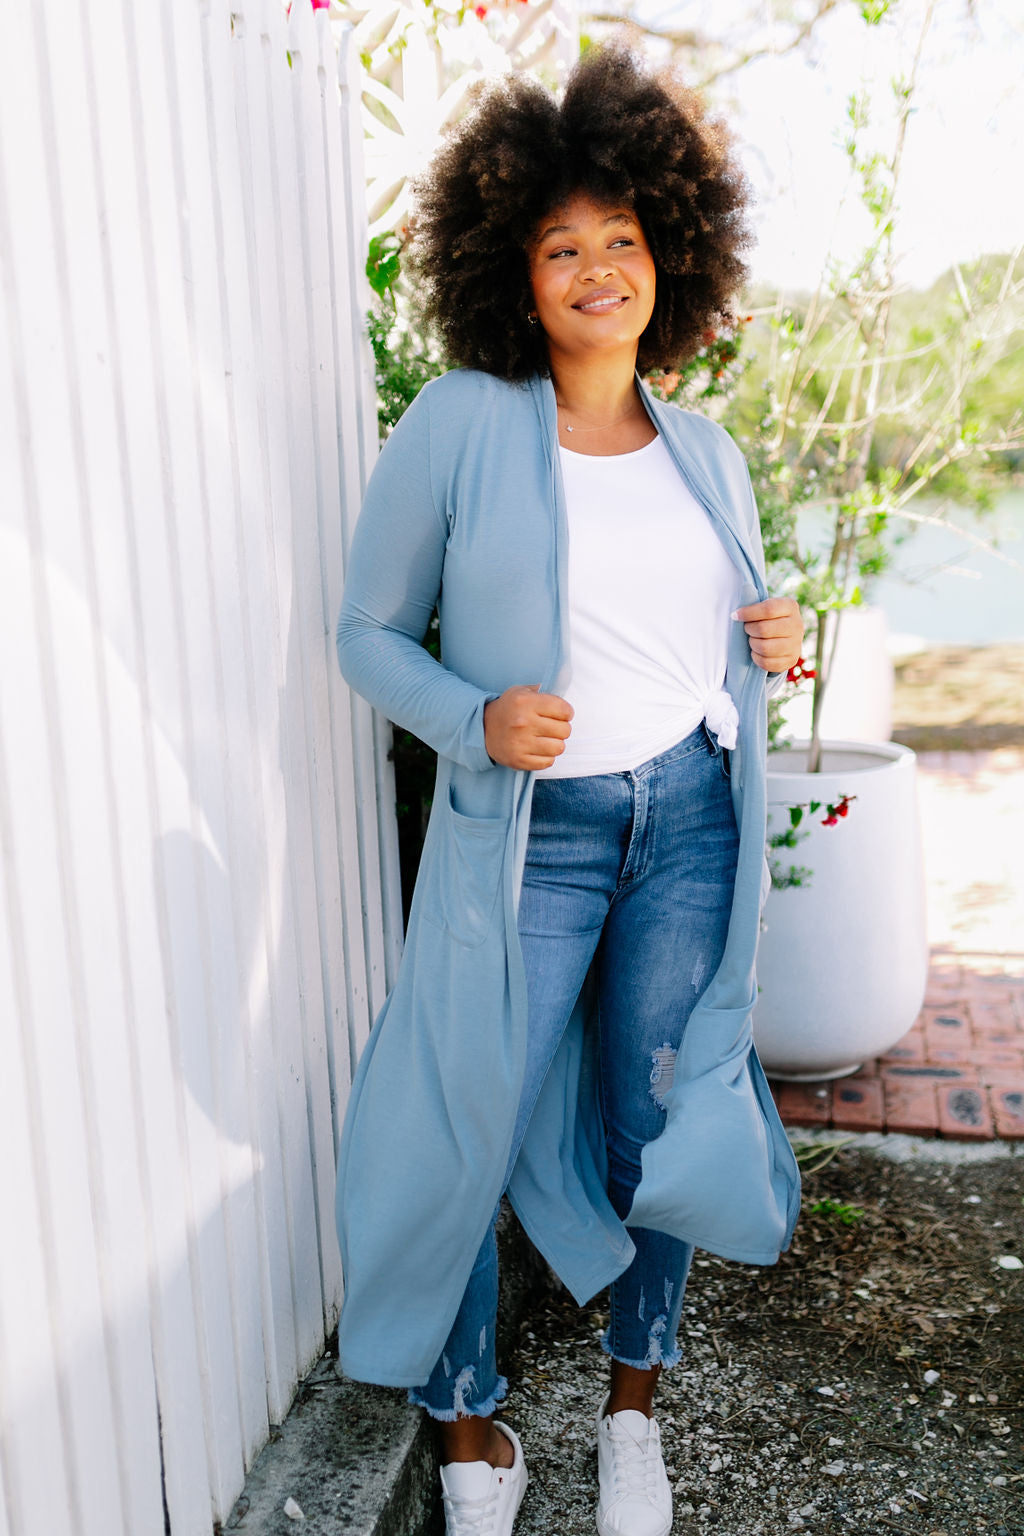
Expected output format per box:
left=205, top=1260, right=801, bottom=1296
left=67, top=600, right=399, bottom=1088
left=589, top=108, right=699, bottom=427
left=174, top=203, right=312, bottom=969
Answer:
left=266, top=0, right=341, bottom=1343
left=225, top=0, right=304, bottom=1425
left=0, top=1408, right=13, bottom=1536
left=0, top=877, right=77, bottom=1536
left=261, top=0, right=335, bottom=1387
left=192, top=0, right=279, bottom=1472
left=0, top=518, right=78, bottom=1536
left=336, top=26, right=395, bottom=1044
left=337, top=25, right=405, bottom=999
left=257, top=6, right=339, bottom=1360
left=284, top=0, right=354, bottom=1312
left=319, top=21, right=380, bottom=1079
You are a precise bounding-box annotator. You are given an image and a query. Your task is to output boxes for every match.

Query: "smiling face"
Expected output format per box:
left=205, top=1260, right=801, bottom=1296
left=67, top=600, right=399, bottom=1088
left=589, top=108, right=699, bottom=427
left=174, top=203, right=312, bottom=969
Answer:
left=527, top=194, right=657, bottom=370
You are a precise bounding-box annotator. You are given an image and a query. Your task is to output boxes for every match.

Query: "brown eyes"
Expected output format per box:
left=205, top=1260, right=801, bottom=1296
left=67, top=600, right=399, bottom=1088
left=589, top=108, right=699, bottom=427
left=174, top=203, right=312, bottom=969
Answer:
left=545, top=237, right=636, bottom=259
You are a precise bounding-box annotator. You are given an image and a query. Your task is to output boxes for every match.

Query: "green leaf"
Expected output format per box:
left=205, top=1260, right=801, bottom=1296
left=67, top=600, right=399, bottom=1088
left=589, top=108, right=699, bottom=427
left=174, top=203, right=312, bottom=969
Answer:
left=789, top=805, right=804, bottom=828
left=366, top=232, right=403, bottom=300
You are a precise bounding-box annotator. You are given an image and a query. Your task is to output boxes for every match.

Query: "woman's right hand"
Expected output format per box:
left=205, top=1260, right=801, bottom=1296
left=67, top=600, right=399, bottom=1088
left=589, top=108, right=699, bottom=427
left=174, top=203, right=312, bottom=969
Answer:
left=484, top=685, right=573, bottom=770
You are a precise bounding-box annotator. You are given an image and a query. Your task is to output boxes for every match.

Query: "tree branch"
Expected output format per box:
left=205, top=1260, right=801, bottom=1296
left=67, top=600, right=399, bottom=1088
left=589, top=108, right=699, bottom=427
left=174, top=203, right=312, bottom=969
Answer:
left=582, top=0, right=843, bottom=89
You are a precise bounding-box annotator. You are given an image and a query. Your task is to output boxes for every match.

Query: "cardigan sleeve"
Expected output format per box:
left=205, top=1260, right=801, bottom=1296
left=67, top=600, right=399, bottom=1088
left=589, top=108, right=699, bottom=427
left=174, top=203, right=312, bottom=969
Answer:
left=336, top=385, right=496, bottom=772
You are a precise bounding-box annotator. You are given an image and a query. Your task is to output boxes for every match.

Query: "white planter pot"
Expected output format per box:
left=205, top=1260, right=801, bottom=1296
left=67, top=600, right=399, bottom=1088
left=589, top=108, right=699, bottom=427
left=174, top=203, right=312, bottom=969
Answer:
left=777, top=606, right=894, bottom=744
left=752, top=740, right=928, bottom=1081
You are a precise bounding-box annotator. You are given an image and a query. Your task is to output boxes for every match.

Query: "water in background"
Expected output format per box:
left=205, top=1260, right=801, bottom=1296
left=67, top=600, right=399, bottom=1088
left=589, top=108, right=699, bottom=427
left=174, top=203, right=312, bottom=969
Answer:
left=798, top=491, right=1024, bottom=649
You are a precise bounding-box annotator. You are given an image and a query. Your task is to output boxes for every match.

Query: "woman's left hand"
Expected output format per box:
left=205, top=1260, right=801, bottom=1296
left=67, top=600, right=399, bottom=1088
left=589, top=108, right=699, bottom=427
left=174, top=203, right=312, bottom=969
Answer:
left=733, top=597, right=804, bottom=674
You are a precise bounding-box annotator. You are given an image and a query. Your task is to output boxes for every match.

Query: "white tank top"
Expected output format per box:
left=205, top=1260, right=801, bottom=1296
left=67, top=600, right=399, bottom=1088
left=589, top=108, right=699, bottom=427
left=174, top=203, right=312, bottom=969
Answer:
left=536, top=433, right=743, bottom=779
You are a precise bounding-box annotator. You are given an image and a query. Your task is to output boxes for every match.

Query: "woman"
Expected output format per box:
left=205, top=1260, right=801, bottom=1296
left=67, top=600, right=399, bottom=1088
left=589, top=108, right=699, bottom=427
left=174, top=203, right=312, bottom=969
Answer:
left=335, top=47, right=804, bottom=1536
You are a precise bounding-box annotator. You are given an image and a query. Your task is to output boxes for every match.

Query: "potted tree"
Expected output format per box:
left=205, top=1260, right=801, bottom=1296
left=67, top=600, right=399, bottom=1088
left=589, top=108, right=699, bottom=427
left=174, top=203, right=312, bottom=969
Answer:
left=685, top=3, right=1022, bottom=1078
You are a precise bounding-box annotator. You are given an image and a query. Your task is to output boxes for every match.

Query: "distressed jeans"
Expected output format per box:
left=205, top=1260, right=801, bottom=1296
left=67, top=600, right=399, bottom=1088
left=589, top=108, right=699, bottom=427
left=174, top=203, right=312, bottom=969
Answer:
left=410, top=722, right=740, bottom=1420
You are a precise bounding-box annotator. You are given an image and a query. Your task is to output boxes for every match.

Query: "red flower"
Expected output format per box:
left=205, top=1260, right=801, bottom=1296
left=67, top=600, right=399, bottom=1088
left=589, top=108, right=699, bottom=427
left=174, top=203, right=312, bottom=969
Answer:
left=821, top=794, right=855, bottom=827
left=786, top=656, right=816, bottom=684
left=474, top=3, right=488, bottom=13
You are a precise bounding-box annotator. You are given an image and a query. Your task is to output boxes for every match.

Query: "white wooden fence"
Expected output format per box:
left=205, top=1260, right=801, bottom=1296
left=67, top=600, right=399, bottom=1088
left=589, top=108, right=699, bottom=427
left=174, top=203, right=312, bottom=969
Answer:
left=0, top=3, right=402, bottom=1533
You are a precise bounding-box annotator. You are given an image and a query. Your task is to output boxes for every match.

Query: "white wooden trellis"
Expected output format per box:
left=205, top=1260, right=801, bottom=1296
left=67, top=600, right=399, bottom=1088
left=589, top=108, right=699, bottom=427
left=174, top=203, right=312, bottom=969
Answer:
left=0, top=2, right=401, bottom=1533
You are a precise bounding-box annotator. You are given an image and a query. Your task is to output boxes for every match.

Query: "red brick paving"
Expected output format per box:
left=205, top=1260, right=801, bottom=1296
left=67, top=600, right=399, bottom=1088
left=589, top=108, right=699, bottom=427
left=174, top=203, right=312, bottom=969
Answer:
left=830, top=1077, right=884, bottom=1132
left=880, top=1078, right=940, bottom=1137
left=770, top=951, right=1024, bottom=1142
left=992, top=1083, right=1024, bottom=1139
left=775, top=1081, right=831, bottom=1126
left=936, top=1080, right=994, bottom=1139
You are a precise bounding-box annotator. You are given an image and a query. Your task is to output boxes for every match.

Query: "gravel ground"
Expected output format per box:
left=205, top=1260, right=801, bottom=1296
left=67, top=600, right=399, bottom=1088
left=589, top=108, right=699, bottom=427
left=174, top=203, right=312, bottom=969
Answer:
left=498, top=1140, right=1023, bottom=1536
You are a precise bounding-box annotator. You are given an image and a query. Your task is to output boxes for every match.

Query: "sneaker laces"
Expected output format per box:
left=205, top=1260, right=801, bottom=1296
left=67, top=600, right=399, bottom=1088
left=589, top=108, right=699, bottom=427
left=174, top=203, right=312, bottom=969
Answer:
left=442, top=1484, right=500, bottom=1536
left=605, top=1418, right=662, bottom=1503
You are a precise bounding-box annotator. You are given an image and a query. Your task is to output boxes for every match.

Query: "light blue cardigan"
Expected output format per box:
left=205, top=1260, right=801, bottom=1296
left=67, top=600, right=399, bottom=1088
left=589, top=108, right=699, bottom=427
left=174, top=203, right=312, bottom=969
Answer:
left=335, top=369, right=800, bottom=1387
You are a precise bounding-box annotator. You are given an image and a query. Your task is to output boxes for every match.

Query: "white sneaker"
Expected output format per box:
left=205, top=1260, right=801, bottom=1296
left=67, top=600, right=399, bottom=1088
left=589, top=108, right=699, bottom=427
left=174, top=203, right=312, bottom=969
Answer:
left=439, top=1422, right=528, bottom=1536
left=595, top=1398, right=673, bottom=1536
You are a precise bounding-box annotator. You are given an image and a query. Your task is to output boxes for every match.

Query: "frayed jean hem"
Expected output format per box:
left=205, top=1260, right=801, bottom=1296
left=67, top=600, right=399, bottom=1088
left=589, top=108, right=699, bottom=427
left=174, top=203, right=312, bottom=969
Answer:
left=408, top=1373, right=509, bottom=1423
left=600, top=1328, right=683, bottom=1373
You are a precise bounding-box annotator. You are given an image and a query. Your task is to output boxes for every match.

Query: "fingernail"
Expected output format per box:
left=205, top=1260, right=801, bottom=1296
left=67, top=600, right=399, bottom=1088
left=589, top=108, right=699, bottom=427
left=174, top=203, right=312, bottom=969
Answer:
left=730, top=610, right=741, bottom=621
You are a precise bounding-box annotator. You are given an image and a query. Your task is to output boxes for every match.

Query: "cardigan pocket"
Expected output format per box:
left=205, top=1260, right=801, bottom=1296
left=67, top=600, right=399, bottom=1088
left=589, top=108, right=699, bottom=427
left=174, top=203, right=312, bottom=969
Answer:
left=421, top=785, right=507, bottom=948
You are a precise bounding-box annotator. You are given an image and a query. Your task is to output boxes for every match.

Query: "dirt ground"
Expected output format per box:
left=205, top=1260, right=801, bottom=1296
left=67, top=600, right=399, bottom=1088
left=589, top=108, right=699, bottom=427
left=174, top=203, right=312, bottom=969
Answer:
left=892, top=644, right=1024, bottom=749
left=507, top=1143, right=1023, bottom=1536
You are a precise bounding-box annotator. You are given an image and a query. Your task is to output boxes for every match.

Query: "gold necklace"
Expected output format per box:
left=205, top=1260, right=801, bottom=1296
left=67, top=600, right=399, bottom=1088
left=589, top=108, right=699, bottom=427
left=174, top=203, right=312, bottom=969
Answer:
left=557, top=403, right=641, bottom=434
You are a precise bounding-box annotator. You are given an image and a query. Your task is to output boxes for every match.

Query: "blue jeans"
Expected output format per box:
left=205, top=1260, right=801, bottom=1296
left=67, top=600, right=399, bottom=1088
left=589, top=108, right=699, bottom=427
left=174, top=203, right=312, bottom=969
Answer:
left=410, top=723, right=739, bottom=1419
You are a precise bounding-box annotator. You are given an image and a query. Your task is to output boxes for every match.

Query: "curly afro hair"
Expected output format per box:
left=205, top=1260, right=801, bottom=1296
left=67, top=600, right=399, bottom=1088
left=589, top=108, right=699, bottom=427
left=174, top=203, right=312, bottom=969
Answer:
left=409, top=45, right=752, bottom=381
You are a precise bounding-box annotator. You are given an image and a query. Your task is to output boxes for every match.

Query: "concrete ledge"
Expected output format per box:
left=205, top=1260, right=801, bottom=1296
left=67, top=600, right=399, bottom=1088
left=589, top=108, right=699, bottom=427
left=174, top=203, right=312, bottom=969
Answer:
left=223, top=1363, right=436, bottom=1536
left=224, top=1205, right=551, bottom=1536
